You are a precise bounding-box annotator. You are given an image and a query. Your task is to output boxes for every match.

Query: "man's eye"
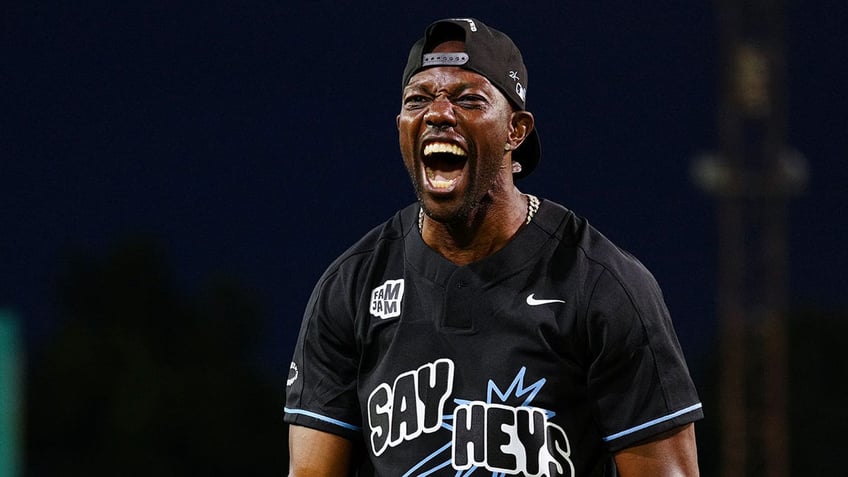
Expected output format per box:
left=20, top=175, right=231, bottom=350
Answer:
left=456, top=95, right=486, bottom=108
left=404, top=95, right=430, bottom=107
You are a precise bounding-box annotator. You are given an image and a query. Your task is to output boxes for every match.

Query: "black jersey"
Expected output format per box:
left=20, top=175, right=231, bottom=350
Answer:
left=285, top=199, right=703, bottom=476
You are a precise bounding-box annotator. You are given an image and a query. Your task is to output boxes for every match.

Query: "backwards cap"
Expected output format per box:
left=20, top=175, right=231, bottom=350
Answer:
left=401, top=18, right=541, bottom=179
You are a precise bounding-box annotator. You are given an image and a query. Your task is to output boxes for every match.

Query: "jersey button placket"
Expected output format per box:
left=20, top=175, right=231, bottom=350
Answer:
left=443, top=270, right=475, bottom=331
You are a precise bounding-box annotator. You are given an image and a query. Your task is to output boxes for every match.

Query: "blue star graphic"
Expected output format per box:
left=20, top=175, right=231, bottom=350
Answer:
left=402, top=367, right=554, bottom=477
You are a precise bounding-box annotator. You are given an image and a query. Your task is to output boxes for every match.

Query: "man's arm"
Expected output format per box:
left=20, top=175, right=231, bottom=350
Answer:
left=613, top=423, right=700, bottom=477
left=288, top=425, right=353, bottom=477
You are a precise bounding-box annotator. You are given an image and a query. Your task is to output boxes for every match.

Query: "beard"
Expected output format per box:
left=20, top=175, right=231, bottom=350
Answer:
left=406, top=149, right=506, bottom=227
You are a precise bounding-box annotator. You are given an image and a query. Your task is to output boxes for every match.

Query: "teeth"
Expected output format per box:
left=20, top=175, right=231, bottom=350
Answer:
left=423, top=142, right=466, bottom=157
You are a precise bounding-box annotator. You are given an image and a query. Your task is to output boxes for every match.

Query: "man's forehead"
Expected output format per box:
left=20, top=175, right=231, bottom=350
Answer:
left=404, top=66, right=499, bottom=93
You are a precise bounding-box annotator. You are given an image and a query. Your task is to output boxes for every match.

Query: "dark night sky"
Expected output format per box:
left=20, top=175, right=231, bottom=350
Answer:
left=3, top=1, right=847, bottom=383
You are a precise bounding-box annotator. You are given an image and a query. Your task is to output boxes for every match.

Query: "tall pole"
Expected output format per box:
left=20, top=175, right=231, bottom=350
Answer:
left=694, top=0, right=806, bottom=475
left=0, top=312, right=22, bottom=477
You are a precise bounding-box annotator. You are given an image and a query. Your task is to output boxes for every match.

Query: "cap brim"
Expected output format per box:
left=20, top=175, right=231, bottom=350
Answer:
left=512, top=127, right=540, bottom=179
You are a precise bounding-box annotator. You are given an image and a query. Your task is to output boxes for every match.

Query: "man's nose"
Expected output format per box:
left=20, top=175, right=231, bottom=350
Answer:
left=424, top=97, right=457, bottom=129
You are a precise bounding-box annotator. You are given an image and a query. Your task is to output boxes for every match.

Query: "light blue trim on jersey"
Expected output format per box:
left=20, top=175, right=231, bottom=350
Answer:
left=284, top=407, right=362, bottom=431
left=603, top=403, right=703, bottom=442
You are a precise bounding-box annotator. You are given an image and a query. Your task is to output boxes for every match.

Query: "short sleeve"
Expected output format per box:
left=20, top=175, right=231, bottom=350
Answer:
left=585, top=267, right=703, bottom=451
left=284, top=267, right=363, bottom=441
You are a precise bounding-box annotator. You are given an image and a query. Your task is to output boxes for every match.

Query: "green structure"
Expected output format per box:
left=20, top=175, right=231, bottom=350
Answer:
left=0, top=311, right=20, bottom=477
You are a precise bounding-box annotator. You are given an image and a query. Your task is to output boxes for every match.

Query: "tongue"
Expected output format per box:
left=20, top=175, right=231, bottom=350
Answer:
left=426, top=167, right=460, bottom=190
left=432, top=171, right=455, bottom=182
left=424, top=152, right=464, bottom=189
left=429, top=173, right=456, bottom=189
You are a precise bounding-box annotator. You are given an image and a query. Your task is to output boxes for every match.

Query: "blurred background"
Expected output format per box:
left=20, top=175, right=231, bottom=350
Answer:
left=2, top=1, right=846, bottom=475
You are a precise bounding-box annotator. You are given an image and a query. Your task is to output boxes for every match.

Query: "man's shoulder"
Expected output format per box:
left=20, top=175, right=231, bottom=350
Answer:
left=540, top=199, right=656, bottom=284
left=325, top=203, right=417, bottom=271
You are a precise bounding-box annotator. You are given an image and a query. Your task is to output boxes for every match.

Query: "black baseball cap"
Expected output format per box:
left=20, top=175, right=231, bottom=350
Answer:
left=402, top=18, right=541, bottom=179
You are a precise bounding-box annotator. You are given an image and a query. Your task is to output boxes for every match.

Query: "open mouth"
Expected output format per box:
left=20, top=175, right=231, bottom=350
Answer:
left=422, top=142, right=467, bottom=192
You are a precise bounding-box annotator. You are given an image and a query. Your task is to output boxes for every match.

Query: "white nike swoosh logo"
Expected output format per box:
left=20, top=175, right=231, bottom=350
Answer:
left=526, top=294, right=566, bottom=306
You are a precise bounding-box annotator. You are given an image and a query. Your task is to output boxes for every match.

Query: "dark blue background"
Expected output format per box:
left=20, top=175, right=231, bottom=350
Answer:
left=3, top=1, right=846, bottom=385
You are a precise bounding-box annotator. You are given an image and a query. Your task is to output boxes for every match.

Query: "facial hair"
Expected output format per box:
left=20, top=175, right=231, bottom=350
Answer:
left=407, top=148, right=507, bottom=226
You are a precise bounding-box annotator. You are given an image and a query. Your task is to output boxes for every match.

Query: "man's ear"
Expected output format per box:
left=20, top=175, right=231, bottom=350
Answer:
left=507, top=111, right=535, bottom=151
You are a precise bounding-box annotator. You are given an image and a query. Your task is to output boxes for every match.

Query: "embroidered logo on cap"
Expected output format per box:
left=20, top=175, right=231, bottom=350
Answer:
left=508, top=70, right=526, bottom=103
